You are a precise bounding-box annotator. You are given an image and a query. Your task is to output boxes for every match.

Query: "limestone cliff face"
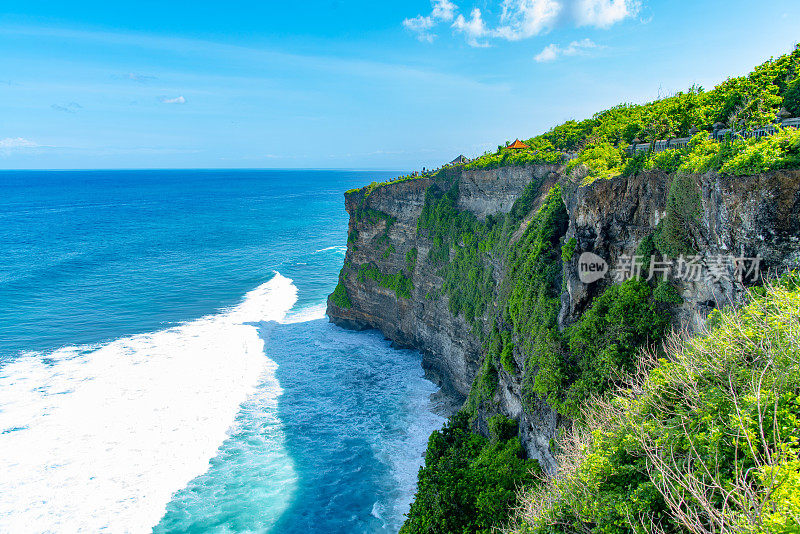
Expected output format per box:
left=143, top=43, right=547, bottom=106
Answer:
left=455, top=165, right=561, bottom=220
left=327, top=165, right=800, bottom=472
left=329, top=176, right=481, bottom=395
left=561, top=169, right=800, bottom=330
left=328, top=167, right=549, bottom=397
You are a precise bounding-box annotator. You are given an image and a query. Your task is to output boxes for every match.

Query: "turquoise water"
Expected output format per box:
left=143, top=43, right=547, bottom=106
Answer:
left=0, top=170, right=445, bottom=533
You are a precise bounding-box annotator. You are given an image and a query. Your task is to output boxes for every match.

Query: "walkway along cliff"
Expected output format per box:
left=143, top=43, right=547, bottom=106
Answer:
left=326, top=163, right=800, bottom=473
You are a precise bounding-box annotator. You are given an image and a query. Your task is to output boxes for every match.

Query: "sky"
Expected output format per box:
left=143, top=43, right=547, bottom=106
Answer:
left=1, top=1, right=799, bottom=170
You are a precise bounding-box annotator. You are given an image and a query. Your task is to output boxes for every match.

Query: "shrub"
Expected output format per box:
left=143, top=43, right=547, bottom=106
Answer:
left=329, top=281, right=351, bottom=309
left=678, top=131, right=722, bottom=174
left=402, top=412, right=540, bottom=534
left=654, top=173, right=701, bottom=257
left=565, top=142, right=625, bottom=183
left=562, top=278, right=669, bottom=418
left=783, top=76, right=800, bottom=116
left=515, top=274, right=800, bottom=533
left=488, top=414, right=519, bottom=441
left=622, top=122, right=643, bottom=144
left=542, top=119, right=597, bottom=152
left=635, top=233, right=657, bottom=272
left=500, top=342, right=516, bottom=375
left=561, top=237, right=577, bottom=262
left=620, top=151, right=647, bottom=177
left=465, top=138, right=564, bottom=170
left=465, top=358, right=499, bottom=416
left=356, top=263, right=413, bottom=299
left=405, top=247, right=418, bottom=269
left=653, top=279, right=683, bottom=303
left=646, top=145, right=685, bottom=172
left=720, top=127, right=800, bottom=175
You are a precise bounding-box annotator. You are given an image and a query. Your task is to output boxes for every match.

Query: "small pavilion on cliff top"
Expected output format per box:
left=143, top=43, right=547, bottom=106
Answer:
left=507, top=139, right=529, bottom=149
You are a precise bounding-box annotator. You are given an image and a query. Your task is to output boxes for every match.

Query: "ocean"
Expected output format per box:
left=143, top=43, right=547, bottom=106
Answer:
left=0, top=170, right=446, bottom=533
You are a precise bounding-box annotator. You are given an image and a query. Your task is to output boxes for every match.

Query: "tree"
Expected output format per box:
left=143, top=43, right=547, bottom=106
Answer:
left=784, top=77, right=800, bottom=116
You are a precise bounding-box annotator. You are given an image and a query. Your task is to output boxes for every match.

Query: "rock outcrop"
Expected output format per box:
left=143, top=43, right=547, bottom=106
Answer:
left=327, top=164, right=800, bottom=472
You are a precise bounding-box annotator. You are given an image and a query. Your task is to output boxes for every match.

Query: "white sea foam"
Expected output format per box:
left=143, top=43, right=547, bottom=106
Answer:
left=372, top=373, right=446, bottom=531
left=314, top=245, right=347, bottom=254
left=0, top=273, right=297, bottom=534
left=282, top=303, right=327, bottom=324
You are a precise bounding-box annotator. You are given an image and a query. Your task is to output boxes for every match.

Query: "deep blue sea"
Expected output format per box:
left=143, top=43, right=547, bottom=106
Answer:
left=0, top=170, right=445, bottom=533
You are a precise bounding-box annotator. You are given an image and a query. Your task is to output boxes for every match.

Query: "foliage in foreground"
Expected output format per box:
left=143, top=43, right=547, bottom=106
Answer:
left=642, top=127, right=800, bottom=177
left=515, top=275, right=800, bottom=533
left=401, top=412, right=540, bottom=534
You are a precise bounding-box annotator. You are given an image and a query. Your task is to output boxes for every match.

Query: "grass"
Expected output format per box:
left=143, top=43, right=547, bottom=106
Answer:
left=514, top=274, right=800, bottom=533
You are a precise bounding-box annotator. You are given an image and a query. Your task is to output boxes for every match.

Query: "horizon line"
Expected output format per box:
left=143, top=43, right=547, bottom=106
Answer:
left=0, top=167, right=411, bottom=172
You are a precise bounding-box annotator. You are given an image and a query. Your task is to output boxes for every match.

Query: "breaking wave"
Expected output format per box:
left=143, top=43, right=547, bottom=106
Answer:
left=0, top=273, right=297, bottom=533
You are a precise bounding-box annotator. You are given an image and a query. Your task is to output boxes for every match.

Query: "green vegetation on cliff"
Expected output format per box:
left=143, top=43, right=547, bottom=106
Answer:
left=623, top=127, right=800, bottom=182
left=329, top=282, right=352, bottom=309
left=357, top=263, right=413, bottom=299
left=463, top=138, right=565, bottom=170
left=331, top=192, right=415, bottom=303
left=562, top=279, right=668, bottom=417
left=340, top=45, right=800, bottom=203
left=401, top=412, right=540, bottom=534
left=418, top=181, right=504, bottom=329
left=495, top=186, right=569, bottom=413
left=515, top=275, right=800, bottom=533
left=420, top=182, right=670, bottom=421
left=408, top=181, right=671, bottom=532
left=653, top=173, right=702, bottom=257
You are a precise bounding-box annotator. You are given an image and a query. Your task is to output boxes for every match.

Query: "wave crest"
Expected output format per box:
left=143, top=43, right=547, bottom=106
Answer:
left=0, top=273, right=297, bottom=533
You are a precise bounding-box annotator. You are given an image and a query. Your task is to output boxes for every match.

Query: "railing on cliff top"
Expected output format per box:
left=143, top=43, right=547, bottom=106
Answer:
left=625, top=116, right=800, bottom=156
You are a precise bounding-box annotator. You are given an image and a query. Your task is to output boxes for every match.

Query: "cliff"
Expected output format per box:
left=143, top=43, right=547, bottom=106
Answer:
left=327, top=164, right=800, bottom=473
left=329, top=165, right=559, bottom=396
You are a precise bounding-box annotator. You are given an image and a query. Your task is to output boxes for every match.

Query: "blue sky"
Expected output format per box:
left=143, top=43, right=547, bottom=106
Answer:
left=1, top=1, right=799, bottom=170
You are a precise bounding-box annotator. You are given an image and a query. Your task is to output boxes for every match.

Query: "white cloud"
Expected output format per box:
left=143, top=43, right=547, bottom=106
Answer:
left=161, top=96, right=186, bottom=104
left=495, top=0, right=562, bottom=41
left=572, top=0, right=639, bottom=28
left=533, top=39, right=602, bottom=63
left=453, top=0, right=562, bottom=48
left=432, top=0, right=458, bottom=21
left=403, top=15, right=436, bottom=42
left=534, top=38, right=599, bottom=61
left=452, top=9, right=491, bottom=47
left=0, top=137, right=38, bottom=149
left=0, top=137, right=39, bottom=156
left=403, top=0, right=458, bottom=42
left=534, top=43, right=560, bottom=62
left=404, top=0, right=639, bottom=46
